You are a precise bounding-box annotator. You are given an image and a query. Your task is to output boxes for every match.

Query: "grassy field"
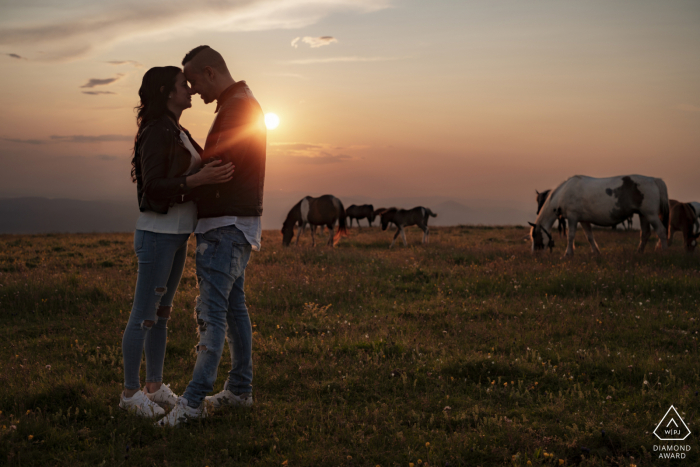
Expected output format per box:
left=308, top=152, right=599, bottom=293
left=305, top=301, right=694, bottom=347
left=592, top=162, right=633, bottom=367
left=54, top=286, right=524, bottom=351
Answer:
left=0, top=225, right=699, bottom=466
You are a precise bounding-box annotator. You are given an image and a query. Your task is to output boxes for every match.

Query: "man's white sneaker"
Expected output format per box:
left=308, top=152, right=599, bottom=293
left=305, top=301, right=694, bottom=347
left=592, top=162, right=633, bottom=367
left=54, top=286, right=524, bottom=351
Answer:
left=154, top=397, right=207, bottom=427
left=119, top=390, right=165, bottom=418
left=145, top=383, right=178, bottom=409
left=205, top=389, right=253, bottom=409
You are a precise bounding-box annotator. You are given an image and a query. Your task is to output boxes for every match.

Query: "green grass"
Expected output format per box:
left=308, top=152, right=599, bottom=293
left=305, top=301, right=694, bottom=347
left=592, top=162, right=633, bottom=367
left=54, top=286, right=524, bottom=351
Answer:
left=0, top=226, right=699, bottom=466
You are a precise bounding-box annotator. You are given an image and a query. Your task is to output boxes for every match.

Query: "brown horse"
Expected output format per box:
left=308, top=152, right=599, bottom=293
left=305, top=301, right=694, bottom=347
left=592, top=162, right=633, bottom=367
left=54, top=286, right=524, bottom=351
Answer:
left=346, top=204, right=376, bottom=228
left=282, top=195, right=347, bottom=247
left=668, top=202, right=699, bottom=252
left=380, top=207, right=437, bottom=248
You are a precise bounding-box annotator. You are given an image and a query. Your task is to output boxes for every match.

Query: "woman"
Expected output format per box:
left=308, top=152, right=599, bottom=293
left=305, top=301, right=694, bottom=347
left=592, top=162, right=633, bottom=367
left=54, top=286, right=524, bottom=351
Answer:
left=120, top=66, right=233, bottom=416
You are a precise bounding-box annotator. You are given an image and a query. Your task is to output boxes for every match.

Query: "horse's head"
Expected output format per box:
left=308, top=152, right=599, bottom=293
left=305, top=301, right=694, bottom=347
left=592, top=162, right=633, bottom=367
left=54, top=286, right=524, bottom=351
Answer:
left=528, top=222, right=554, bottom=252
left=380, top=208, right=396, bottom=231
left=281, top=220, right=295, bottom=246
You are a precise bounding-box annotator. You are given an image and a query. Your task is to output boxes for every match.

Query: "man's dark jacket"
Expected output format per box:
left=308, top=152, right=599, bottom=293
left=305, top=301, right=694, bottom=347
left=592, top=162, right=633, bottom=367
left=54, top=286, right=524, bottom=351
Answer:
left=195, top=81, right=266, bottom=218
left=135, top=116, right=203, bottom=214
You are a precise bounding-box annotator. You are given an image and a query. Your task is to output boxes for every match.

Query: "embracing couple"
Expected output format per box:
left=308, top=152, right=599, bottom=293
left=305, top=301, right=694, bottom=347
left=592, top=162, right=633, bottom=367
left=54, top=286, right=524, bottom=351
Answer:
left=120, top=46, right=266, bottom=427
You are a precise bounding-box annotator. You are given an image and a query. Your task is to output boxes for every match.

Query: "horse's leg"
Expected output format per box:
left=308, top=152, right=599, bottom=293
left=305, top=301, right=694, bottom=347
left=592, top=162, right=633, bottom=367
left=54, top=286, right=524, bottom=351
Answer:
left=327, top=224, right=335, bottom=247
left=390, top=228, right=401, bottom=248
left=580, top=222, right=601, bottom=255
left=668, top=226, right=675, bottom=246
left=420, top=224, right=428, bottom=244
left=400, top=226, right=408, bottom=246
left=649, top=215, right=668, bottom=250
left=296, top=222, right=305, bottom=245
left=310, top=225, right=316, bottom=247
left=638, top=217, right=651, bottom=252
left=564, top=219, right=578, bottom=257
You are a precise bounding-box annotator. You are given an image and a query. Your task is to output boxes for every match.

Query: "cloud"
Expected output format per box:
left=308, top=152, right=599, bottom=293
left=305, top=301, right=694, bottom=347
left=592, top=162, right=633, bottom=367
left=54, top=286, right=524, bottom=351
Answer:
left=0, top=0, right=391, bottom=61
left=3, top=134, right=132, bottom=144
left=270, top=142, right=323, bottom=151
left=106, top=60, right=142, bottom=67
left=96, top=154, right=119, bottom=161
left=1, top=137, right=48, bottom=145
left=6, top=53, right=26, bottom=59
left=288, top=152, right=352, bottom=164
left=291, top=36, right=338, bottom=48
left=80, top=74, right=124, bottom=88
left=287, top=56, right=403, bottom=65
left=82, top=91, right=117, bottom=95
left=268, top=142, right=354, bottom=163
left=49, top=134, right=133, bottom=143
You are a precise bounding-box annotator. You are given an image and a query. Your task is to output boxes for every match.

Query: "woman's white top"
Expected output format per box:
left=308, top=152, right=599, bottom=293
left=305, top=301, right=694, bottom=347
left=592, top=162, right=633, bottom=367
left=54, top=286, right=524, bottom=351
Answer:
left=135, top=130, right=201, bottom=234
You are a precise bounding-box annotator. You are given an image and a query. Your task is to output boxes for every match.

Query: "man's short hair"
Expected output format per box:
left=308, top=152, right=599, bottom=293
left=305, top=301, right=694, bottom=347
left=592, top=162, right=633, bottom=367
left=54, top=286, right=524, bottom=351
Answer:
left=182, top=45, right=229, bottom=74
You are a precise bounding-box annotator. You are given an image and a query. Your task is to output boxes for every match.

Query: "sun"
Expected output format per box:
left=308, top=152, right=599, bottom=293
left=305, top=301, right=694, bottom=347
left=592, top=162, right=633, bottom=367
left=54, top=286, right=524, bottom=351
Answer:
left=265, top=113, right=280, bottom=130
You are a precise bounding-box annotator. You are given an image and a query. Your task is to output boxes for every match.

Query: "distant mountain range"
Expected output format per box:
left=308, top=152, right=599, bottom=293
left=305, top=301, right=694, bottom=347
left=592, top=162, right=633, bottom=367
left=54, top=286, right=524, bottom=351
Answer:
left=0, top=195, right=535, bottom=234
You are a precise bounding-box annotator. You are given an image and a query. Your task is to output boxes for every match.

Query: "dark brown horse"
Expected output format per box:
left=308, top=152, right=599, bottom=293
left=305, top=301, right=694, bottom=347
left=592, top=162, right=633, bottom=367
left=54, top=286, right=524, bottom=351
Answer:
left=668, top=202, right=699, bottom=252
left=346, top=204, right=376, bottom=228
left=282, top=195, right=347, bottom=247
left=380, top=207, right=437, bottom=248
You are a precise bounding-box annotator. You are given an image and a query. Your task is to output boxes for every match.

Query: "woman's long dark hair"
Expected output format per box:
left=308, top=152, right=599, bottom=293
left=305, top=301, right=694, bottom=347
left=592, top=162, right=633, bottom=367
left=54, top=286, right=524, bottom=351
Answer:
left=130, top=66, right=181, bottom=182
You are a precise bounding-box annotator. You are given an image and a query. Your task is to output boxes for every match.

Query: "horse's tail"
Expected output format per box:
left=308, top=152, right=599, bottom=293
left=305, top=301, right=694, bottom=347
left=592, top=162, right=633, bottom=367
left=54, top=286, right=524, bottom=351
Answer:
left=655, top=178, right=669, bottom=230
left=425, top=208, right=437, bottom=218
left=334, top=198, right=348, bottom=245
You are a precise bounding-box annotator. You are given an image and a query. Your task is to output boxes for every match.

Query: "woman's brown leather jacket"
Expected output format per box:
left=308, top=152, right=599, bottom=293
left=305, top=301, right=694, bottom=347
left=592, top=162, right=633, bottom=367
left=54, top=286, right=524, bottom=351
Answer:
left=134, top=116, right=203, bottom=214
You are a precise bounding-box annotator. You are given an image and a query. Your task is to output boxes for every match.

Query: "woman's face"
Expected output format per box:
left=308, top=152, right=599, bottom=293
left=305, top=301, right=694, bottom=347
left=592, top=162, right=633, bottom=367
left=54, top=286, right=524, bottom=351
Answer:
left=169, top=72, right=192, bottom=111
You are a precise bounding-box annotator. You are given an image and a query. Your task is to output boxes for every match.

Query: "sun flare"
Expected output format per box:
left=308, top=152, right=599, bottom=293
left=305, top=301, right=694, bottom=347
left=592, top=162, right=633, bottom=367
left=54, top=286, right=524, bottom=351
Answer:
left=265, top=113, right=280, bottom=130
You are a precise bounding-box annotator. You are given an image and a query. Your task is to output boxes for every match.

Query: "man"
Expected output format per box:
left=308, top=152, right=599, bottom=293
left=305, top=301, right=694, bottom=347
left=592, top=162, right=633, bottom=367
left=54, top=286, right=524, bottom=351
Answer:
left=156, top=45, right=266, bottom=427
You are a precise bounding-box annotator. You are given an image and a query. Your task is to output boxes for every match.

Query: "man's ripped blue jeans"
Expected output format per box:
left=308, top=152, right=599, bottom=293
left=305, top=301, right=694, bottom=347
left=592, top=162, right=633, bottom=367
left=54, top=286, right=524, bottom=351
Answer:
left=181, top=224, right=253, bottom=408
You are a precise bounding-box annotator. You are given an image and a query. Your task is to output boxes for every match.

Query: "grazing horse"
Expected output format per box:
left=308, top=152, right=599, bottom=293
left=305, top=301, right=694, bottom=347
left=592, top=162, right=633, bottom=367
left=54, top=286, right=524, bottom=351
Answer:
left=282, top=195, right=347, bottom=247
left=380, top=207, right=437, bottom=248
left=668, top=202, right=699, bottom=252
left=346, top=204, right=376, bottom=228
left=536, top=189, right=567, bottom=237
left=691, top=202, right=700, bottom=234
left=530, top=175, right=669, bottom=257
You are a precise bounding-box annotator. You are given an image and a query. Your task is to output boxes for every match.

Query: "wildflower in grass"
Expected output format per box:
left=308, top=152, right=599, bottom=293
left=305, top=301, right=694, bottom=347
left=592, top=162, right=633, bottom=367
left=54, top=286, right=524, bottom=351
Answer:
left=559, top=460, right=564, bottom=465
left=425, top=442, right=430, bottom=447
left=527, top=462, right=532, bottom=466
left=28, top=435, right=33, bottom=440
left=409, top=464, right=415, bottom=467
left=26, top=410, right=30, bottom=415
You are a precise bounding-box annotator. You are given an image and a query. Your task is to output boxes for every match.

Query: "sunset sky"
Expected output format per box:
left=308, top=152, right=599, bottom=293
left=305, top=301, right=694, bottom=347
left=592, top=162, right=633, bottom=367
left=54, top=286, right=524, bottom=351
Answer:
left=1, top=1, right=699, bottom=216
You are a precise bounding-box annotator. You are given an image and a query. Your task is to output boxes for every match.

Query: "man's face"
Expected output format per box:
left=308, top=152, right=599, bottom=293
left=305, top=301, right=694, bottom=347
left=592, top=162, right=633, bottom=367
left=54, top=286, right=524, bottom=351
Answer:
left=183, top=64, right=216, bottom=104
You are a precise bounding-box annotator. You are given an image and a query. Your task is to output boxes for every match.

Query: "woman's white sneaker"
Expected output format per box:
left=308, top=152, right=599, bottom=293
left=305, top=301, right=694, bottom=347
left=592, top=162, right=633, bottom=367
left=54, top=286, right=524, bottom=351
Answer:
left=154, top=397, right=207, bottom=427
left=119, top=390, right=166, bottom=418
left=205, top=389, right=253, bottom=408
left=145, top=383, right=178, bottom=409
